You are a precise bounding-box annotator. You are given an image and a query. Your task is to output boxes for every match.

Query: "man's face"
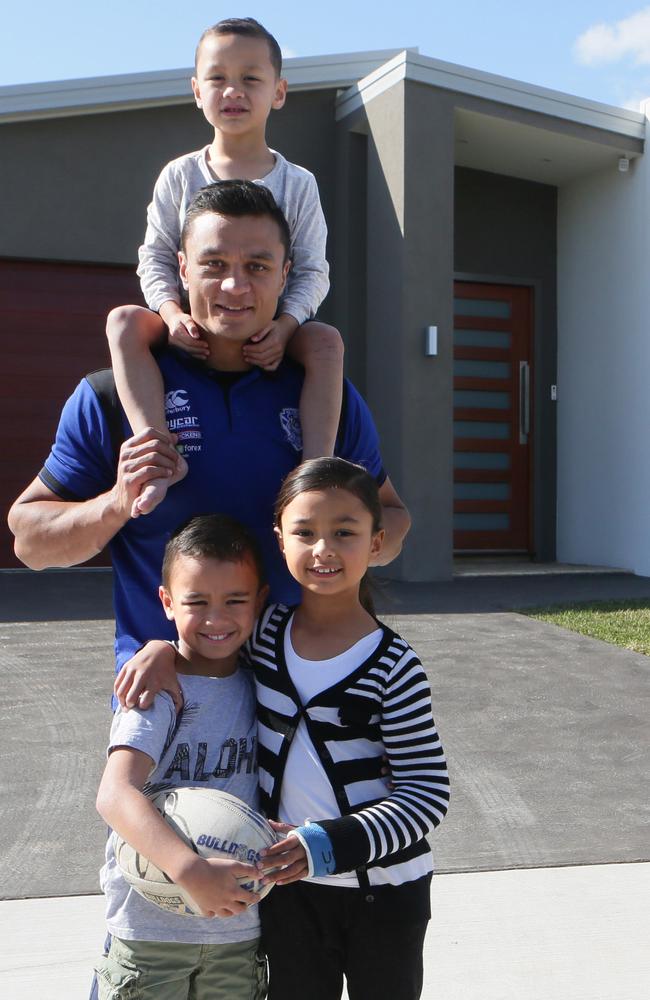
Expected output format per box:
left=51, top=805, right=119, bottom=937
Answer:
left=179, top=211, right=290, bottom=350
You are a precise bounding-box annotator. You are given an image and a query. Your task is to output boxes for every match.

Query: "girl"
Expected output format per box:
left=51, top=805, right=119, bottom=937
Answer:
left=250, top=457, right=450, bottom=1000
left=115, top=457, right=449, bottom=1000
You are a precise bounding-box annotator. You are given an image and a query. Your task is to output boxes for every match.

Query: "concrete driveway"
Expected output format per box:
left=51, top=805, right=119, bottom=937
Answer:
left=1, top=566, right=648, bottom=998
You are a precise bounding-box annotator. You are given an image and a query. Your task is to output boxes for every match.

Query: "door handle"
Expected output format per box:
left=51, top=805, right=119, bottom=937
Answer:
left=519, top=361, right=530, bottom=444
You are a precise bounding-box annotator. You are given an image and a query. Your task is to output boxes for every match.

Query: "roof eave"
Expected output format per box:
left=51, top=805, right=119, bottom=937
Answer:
left=335, top=50, right=646, bottom=143
left=0, top=49, right=410, bottom=124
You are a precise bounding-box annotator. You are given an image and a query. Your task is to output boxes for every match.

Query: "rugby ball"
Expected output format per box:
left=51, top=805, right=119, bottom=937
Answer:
left=113, top=787, right=279, bottom=916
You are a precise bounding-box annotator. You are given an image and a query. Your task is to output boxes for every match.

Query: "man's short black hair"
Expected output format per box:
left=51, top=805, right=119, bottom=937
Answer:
left=162, top=513, right=266, bottom=590
left=196, top=17, right=283, bottom=77
left=180, top=180, right=292, bottom=262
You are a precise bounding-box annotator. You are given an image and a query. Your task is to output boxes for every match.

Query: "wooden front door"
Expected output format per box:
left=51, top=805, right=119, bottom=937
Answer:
left=453, top=281, right=533, bottom=552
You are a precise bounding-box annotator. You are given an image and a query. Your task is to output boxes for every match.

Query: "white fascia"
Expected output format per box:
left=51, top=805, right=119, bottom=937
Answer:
left=335, top=50, right=646, bottom=142
left=0, top=50, right=407, bottom=125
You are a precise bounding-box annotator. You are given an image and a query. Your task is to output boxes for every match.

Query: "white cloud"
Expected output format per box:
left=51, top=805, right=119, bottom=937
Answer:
left=575, top=7, right=650, bottom=66
left=603, top=71, right=650, bottom=109
left=622, top=90, right=649, bottom=110
left=281, top=47, right=298, bottom=59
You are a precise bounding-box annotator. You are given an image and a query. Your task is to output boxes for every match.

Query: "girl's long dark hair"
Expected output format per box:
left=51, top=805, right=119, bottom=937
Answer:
left=274, top=458, right=382, bottom=615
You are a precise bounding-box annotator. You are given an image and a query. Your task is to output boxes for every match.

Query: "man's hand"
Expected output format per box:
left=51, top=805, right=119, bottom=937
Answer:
left=258, top=822, right=309, bottom=887
left=8, top=427, right=182, bottom=571
left=167, top=312, right=210, bottom=360
left=114, top=640, right=181, bottom=711
left=175, top=855, right=260, bottom=918
left=242, top=314, right=297, bottom=371
left=110, top=428, right=181, bottom=522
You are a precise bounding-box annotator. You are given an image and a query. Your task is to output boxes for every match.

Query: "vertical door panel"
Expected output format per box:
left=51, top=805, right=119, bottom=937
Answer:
left=453, top=282, right=533, bottom=551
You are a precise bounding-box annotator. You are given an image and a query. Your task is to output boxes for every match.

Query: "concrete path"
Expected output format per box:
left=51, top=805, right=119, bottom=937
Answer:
left=1, top=863, right=648, bottom=1000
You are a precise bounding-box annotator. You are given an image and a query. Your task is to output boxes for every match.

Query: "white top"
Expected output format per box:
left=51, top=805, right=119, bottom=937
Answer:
left=280, top=616, right=383, bottom=887
left=137, top=147, right=330, bottom=325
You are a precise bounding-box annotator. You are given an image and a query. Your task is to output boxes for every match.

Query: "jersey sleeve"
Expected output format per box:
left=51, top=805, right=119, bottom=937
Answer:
left=108, top=692, right=178, bottom=768
left=39, top=378, right=119, bottom=501
left=137, top=162, right=184, bottom=312
left=281, top=171, right=330, bottom=325
left=313, top=646, right=450, bottom=874
left=335, top=380, right=386, bottom=486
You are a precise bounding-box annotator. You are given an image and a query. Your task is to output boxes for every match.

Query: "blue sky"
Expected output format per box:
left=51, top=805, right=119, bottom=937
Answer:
left=3, top=2, right=650, bottom=109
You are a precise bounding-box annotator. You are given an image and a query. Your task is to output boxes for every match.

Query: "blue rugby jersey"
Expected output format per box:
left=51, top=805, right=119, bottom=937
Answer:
left=40, top=350, right=386, bottom=671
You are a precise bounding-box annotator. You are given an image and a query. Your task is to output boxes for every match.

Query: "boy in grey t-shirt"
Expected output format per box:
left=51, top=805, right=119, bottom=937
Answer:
left=94, top=514, right=270, bottom=999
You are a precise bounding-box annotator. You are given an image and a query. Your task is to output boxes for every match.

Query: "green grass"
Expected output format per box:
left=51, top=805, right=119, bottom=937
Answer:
left=524, top=599, right=650, bottom=655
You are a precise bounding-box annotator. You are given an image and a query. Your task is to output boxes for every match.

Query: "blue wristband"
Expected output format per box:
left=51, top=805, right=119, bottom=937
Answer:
left=295, top=822, right=336, bottom=876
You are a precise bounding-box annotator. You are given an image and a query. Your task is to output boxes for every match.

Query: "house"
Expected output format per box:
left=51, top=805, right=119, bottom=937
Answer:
left=1, top=48, right=647, bottom=577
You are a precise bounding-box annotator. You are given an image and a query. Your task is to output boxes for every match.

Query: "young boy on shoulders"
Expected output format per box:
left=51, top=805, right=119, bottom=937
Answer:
left=108, top=17, right=343, bottom=517
left=94, top=514, right=270, bottom=999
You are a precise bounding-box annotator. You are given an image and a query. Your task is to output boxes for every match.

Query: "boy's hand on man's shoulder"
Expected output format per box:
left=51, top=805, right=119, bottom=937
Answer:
left=243, top=314, right=297, bottom=371
left=168, top=312, right=210, bottom=359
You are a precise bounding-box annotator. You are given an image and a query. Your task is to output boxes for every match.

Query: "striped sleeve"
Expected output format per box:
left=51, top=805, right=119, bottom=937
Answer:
left=317, top=639, right=450, bottom=874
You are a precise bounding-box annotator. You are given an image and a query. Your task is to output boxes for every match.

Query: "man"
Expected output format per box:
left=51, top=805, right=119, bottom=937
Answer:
left=9, top=181, right=410, bottom=685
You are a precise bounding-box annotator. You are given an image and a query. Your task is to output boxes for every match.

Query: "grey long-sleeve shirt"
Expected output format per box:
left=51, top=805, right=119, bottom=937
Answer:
left=137, top=147, right=330, bottom=326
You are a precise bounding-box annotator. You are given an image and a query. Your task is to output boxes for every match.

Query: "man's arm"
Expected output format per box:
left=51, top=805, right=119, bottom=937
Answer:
left=374, top=476, right=411, bottom=566
left=8, top=428, right=179, bottom=570
left=336, top=381, right=410, bottom=564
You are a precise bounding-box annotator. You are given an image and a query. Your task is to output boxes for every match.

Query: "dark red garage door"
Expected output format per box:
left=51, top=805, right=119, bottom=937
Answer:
left=1, top=259, right=142, bottom=567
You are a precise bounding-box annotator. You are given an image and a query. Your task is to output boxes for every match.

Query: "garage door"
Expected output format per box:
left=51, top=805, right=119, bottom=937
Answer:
left=1, top=259, right=142, bottom=567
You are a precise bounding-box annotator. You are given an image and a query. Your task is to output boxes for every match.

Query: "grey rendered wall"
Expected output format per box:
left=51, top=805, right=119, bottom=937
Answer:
left=1, top=105, right=211, bottom=266
left=454, top=167, right=558, bottom=560
left=0, top=89, right=338, bottom=320
left=557, top=158, right=650, bottom=574
left=337, top=81, right=455, bottom=582
left=333, top=127, right=368, bottom=390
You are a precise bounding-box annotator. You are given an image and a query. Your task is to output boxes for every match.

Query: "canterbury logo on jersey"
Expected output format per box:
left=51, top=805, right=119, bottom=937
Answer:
left=165, top=389, right=190, bottom=413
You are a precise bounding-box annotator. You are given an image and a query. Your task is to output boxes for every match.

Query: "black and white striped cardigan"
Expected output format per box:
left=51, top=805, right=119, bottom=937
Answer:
left=247, top=603, right=450, bottom=886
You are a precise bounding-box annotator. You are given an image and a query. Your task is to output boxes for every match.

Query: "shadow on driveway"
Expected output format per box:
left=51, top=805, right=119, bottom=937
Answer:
left=0, top=569, right=114, bottom=622
left=375, top=572, right=650, bottom=614
left=4, top=567, right=650, bottom=623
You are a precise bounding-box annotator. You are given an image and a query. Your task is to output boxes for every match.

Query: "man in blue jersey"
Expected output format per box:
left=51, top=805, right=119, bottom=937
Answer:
left=8, top=181, right=410, bottom=686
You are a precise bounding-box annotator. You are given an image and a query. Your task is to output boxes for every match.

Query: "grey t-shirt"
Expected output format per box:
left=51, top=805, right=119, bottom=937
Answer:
left=100, top=668, right=260, bottom=944
left=137, top=147, right=330, bottom=325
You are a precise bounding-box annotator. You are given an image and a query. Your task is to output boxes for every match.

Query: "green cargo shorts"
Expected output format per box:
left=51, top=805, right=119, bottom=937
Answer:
left=95, top=934, right=267, bottom=1000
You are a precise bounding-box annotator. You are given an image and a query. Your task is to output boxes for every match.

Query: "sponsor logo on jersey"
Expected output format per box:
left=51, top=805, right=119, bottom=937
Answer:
left=175, top=429, right=202, bottom=441
left=279, top=408, right=303, bottom=452
left=164, top=389, right=203, bottom=454
left=168, top=415, right=200, bottom=431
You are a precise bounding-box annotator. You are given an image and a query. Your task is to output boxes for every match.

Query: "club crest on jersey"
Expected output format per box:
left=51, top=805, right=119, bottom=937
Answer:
left=279, top=408, right=303, bottom=452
